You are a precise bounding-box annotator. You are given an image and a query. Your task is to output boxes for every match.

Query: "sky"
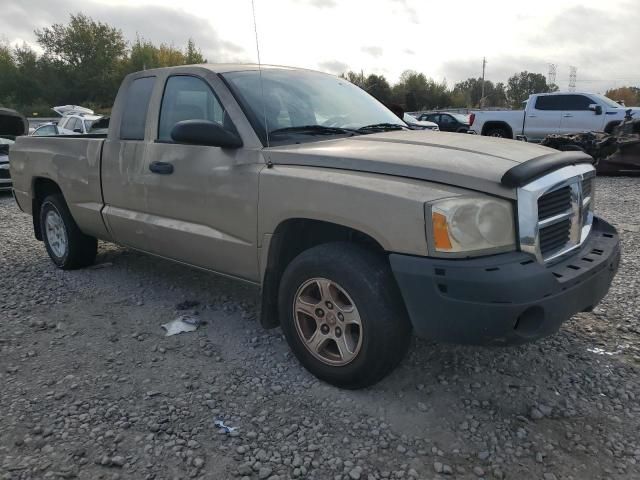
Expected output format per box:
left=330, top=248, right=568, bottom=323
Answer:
left=3, top=0, right=639, bottom=93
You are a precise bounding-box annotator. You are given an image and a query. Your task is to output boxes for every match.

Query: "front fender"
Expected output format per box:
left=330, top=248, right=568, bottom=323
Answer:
left=258, top=165, right=470, bottom=256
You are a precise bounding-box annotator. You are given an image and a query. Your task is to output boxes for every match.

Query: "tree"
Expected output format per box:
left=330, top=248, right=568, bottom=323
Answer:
left=340, top=70, right=366, bottom=88
left=35, top=13, right=127, bottom=105
left=0, top=42, right=17, bottom=106
left=392, top=70, right=428, bottom=110
left=506, top=71, right=558, bottom=108
left=128, top=37, right=160, bottom=72
left=12, top=44, right=41, bottom=107
left=605, top=86, right=640, bottom=107
left=452, top=78, right=507, bottom=108
left=363, top=74, right=391, bottom=104
left=185, top=39, right=206, bottom=64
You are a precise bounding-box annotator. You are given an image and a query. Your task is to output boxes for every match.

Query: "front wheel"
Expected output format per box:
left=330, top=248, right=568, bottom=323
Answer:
left=40, top=194, right=97, bottom=269
left=278, top=242, right=412, bottom=389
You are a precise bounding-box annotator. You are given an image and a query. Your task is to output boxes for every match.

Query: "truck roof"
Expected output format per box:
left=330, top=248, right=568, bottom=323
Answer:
left=534, top=91, right=598, bottom=96
left=128, top=63, right=329, bottom=76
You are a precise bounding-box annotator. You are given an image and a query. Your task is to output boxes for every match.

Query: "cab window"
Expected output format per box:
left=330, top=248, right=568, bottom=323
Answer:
left=158, top=75, right=227, bottom=142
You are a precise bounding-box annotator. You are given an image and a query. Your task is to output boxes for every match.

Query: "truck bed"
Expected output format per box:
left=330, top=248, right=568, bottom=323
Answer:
left=10, top=135, right=111, bottom=241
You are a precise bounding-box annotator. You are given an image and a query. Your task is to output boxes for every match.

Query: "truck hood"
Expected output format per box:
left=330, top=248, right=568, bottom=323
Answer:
left=266, top=131, right=561, bottom=198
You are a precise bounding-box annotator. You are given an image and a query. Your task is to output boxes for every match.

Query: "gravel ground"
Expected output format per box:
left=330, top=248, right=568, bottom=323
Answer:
left=1, top=177, right=639, bottom=480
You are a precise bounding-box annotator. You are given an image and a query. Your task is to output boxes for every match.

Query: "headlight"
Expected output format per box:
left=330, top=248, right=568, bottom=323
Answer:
left=427, top=196, right=515, bottom=256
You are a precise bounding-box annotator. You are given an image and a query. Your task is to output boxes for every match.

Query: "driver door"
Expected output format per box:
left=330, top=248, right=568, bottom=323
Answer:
left=140, top=74, right=262, bottom=281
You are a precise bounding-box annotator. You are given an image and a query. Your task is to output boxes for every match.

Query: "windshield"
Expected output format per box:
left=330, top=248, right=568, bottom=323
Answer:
left=591, top=93, right=627, bottom=109
left=222, top=69, right=405, bottom=144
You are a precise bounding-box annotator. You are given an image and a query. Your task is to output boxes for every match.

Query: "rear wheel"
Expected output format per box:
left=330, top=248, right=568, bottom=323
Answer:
left=278, top=242, right=412, bottom=389
left=40, top=194, right=97, bottom=269
left=485, top=127, right=510, bottom=138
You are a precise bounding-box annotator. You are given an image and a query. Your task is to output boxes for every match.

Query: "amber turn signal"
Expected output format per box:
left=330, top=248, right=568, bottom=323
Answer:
left=432, top=212, right=453, bottom=251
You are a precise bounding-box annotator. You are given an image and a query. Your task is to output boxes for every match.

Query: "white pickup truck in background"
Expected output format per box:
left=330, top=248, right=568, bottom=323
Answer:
left=470, top=92, right=640, bottom=142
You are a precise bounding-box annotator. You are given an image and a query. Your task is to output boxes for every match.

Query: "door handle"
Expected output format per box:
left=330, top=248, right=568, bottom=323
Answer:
left=562, top=114, right=573, bottom=118
left=149, top=161, right=174, bottom=174
left=528, top=115, right=537, bottom=118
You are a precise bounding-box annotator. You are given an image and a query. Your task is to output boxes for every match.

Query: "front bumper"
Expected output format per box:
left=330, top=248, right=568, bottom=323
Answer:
left=390, top=218, right=620, bottom=345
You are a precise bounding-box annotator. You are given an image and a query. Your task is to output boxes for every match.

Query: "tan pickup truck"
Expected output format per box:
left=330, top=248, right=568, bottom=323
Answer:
left=10, top=65, right=621, bottom=388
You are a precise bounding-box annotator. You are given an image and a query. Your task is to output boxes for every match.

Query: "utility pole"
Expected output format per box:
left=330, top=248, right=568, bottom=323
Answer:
left=480, top=57, right=487, bottom=109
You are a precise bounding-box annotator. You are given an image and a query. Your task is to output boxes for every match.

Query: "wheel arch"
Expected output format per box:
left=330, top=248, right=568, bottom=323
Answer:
left=604, top=121, right=621, bottom=134
left=482, top=121, right=513, bottom=138
left=31, top=177, right=63, bottom=241
left=259, top=218, right=387, bottom=329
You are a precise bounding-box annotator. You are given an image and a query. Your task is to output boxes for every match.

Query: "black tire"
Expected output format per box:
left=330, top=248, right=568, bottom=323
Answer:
left=485, top=127, right=510, bottom=138
left=278, top=242, right=411, bottom=389
left=40, top=194, right=97, bottom=269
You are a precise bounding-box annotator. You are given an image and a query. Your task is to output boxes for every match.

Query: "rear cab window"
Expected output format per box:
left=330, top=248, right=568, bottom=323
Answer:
left=535, top=94, right=594, bottom=111
left=120, top=76, right=156, bottom=140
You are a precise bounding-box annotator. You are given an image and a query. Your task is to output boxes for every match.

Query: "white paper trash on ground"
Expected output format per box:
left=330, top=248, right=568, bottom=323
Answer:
left=161, top=315, right=202, bottom=336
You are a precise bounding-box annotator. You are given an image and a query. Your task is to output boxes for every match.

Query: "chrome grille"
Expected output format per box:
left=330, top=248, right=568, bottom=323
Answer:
left=537, top=186, right=571, bottom=220
left=517, top=164, right=595, bottom=263
left=539, top=218, right=571, bottom=255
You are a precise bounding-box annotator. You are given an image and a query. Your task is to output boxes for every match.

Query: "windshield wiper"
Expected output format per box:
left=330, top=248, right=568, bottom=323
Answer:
left=357, top=123, right=406, bottom=132
left=269, top=125, right=358, bottom=136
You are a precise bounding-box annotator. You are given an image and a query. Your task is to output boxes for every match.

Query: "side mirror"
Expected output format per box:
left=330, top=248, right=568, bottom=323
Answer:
left=171, top=120, right=242, bottom=148
left=589, top=104, right=603, bottom=115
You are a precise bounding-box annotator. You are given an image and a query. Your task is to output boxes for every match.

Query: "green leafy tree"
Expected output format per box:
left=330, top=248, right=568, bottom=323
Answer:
left=185, top=39, right=206, bottom=64
left=506, top=71, right=558, bottom=108
left=340, top=70, right=366, bottom=88
left=35, top=13, right=127, bottom=105
left=13, top=44, right=41, bottom=107
left=363, top=74, right=391, bottom=104
left=0, top=42, right=17, bottom=105
left=452, top=78, right=508, bottom=108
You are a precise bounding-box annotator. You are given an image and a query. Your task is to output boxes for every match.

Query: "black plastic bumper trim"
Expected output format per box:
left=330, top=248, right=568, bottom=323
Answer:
left=389, top=218, right=620, bottom=345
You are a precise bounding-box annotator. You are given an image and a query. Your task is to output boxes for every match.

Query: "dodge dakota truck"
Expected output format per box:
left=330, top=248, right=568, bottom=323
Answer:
left=470, top=91, right=640, bottom=142
left=10, top=65, right=621, bottom=388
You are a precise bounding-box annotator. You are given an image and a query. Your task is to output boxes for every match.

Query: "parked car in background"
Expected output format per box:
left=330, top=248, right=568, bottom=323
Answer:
left=88, top=116, right=110, bottom=134
left=469, top=92, right=640, bottom=142
left=11, top=64, right=620, bottom=388
left=403, top=113, right=439, bottom=131
left=31, top=122, right=61, bottom=136
left=417, top=112, right=470, bottom=133
left=32, top=106, right=103, bottom=136
left=0, top=107, right=28, bottom=191
left=53, top=106, right=103, bottom=135
left=0, top=138, right=14, bottom=191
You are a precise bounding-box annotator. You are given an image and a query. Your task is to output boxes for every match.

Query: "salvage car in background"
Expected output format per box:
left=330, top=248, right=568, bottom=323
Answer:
left=0, top=107, right=28, bottom=191
left=32, top=106, right=103, bottom=136
left=403, top=113, right=439, bottom=131
left=418, top=111, right=470, bottom=133
left=541, top=109, right=640, bottom=175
